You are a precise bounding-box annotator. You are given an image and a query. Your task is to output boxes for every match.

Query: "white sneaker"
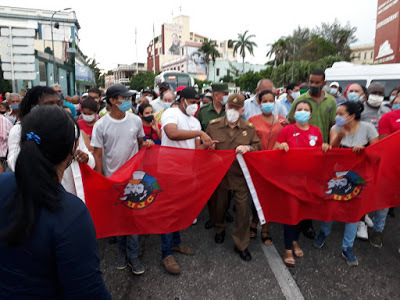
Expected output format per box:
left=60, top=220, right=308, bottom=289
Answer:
left=192, top=218, right=198, bottom=225
left=365, top=214, right=374, bottom=228
left=356, top=221, right=368, bottom=240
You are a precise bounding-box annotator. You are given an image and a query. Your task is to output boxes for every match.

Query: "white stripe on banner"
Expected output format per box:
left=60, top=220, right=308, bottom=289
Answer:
left=236, top=153, right=266, bottom=225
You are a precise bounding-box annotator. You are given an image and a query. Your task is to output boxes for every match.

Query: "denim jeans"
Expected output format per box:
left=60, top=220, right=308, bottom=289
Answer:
left=117, top=235, right=139, bottom=259
left=372, top=208, right=389, bottom=232
left=161, top=231, right=181, bottom=259
left=319, top=221, right=358, bottom=249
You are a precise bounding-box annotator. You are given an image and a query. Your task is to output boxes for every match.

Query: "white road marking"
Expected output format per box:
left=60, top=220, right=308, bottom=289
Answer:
left=259, top=239, right=305, bottom=300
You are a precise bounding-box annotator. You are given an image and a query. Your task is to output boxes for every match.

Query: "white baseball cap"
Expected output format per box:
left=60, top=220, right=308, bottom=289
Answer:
left=329, top=82, right=340, bottom=88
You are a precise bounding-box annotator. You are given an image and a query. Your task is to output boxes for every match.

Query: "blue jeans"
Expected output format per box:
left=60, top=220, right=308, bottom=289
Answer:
left=117, top=235, right=139, bottom=259
left=320, top=221, right=358, bottom=249
left=161, top=231, right=181, bottom=259
left=283, top=224, right=301, bottom=250
left=372, top=208, right=389, bottom=232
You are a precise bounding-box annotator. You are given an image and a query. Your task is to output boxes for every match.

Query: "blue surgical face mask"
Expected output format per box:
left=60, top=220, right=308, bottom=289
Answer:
left=347, top=92, right=362, bottom=103
left=294, top=110, right=311, bottom=124
left=117, top=100, right=132, bottom=112
left=392, top=104, right=400, bottom=110
left=222, top=95, right=229, bottom=105
left=162, top=101, right=172, bottom=109
left=335, top=115, right=348, bottom=127
left=10, top=104, right=19, bottom=110
left=330, top=88, right=338, bottom=95
left=390, top=95, right=396, bottom=102
left=261, top=103, right=275, bottom=114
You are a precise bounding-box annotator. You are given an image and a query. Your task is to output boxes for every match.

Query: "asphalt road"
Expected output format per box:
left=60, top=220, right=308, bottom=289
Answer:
left=98, top=207, right=400, bottom=300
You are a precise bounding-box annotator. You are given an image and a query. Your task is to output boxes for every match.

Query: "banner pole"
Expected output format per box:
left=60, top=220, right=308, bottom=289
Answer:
left=236, top=153, right=266, bottom=225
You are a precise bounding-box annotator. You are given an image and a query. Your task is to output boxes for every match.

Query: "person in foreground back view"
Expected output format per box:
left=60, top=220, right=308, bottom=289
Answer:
left=0, top=106, right=110, bottom=299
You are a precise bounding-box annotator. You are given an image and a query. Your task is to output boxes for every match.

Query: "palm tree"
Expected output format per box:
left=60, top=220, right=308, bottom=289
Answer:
left=199, top=41, right=221, bottom=80
left=232, top=30, right=257, bottom=74
left=267, top=37, right=293, bottom=66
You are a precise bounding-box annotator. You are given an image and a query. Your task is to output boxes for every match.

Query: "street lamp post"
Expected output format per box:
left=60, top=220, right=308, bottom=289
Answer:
left=51, top=8, right=72, bottom=84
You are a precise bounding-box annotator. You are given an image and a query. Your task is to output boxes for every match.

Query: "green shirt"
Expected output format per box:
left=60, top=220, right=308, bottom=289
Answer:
left=288, top=91, right=337, bottom=143
left=196, top=102, right=226, bottom=131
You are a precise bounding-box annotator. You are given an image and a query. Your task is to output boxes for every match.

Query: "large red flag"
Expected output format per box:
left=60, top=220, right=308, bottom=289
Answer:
left=80, top=146, right=236, bottom=238
left=241, top=131, right=400, bottom=225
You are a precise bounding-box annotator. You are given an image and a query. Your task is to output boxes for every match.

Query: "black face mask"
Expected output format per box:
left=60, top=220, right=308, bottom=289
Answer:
left=0, top=111, right=5, bottom=114
left=309, top=85, right=322, bottom=96
left=143, top=115, right=154, bottom=123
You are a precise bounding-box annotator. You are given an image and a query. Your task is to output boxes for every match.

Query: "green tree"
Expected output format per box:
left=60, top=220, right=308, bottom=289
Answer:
left=194, top=78, right=212, bottom=91
left=235, top=70, right=263, bottom=92
left=130, top=71, right=158, bottom=91
left=199, top=41, right=221, bottom=80
left=220, top=74, right=234, bottom=83
left=86, top=58, right=103, bottom=88
left=298, top=35, right=337, bottom=61
left=233, top=30, right=258, bottom=75
left=267, top=37, right=293, bottom=66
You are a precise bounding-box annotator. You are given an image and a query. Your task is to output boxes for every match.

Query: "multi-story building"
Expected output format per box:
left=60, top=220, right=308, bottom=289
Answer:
left=0, top=5, right=95, bottom=94
left=147, top=15, right=260, bottom=82
left=351, top=43, right=375, bottom=65
left=113, top=62, right=147, bottom=87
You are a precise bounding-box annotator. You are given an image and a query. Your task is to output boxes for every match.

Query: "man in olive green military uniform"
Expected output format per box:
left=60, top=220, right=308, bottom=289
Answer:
left=197, top=83, right=229, bottom=230
left=196, top=83, right=229, bottom=131
left=206, top=94, right=261, bottom=261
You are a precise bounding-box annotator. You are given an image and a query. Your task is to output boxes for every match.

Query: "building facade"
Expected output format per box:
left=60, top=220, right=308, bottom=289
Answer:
left=113, top=62, right=147, bottom=87
left=0, top=5, right=94, bottom=95
left=350, top=43, right=375, bottom=65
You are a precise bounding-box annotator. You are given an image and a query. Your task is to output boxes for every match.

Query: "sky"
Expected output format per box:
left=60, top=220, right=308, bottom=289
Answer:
left=3, top=0, right=378, bottom=71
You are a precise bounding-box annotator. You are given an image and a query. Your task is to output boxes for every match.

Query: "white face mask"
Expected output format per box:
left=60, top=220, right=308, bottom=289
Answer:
left=291, top=91, right=300, bottom=100
left=185, top=100, right=198, bottom=116
left=145, top=96, right=153, bottom=102
left=226, top=108, right=240, bottom=123
left=82, top=113, right=95, bottom=123
left=73, top=104, right=80, bottom=110
left=367, top=94, right=384, bottom=107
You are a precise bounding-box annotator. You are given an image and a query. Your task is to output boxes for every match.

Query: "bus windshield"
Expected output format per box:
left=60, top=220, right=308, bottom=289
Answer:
left=162, top=73, right=192, bottom=91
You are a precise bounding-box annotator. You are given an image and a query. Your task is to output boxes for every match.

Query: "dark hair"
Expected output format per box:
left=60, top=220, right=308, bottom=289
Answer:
left=204, top=95, right=213, bottom=102
left=258, top=89, right=276, bottom=102
left=0, top=106, right=79, bottom=246
left=138, top=103, right=152, bottom=115
left=294, top=100, right=313, bottom=113
left=340, top=101, right=364, bottom=121
left=285, top=83, right=297, bottom=91
left=0, top=102, right=10, bottom=110
left=81, top=98, right=99, bottom=113
left=311, top=69, right=325, bottom=80
left=19, top=86, right=58, bottom=119
left=88, top=87, right=101, bottom=98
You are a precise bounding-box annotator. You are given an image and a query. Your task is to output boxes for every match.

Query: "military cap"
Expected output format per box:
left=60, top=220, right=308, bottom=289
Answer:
left=226, top=93, right=245, bottom=108
left=212, top=83, right=229, bottom=93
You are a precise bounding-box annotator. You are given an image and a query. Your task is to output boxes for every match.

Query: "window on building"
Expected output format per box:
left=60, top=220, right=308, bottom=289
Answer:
left=220, top=43, right=224, bottom=48
left=236, top=70, right=239, bottom=77
left=216, top=68, right=220, bottom=76
left=190, top=37, right=193, bottom=40
left=227, top=70, right=230, bottom=77
left=194, top=39, right=198, bottom=42
left=39, top=61, right=47, bottom=85
left=182, top=48, right=184, bottom=55
left=370, top=52, right=374, bottom=59
left=178, top=66, right=180, bottom=71
left=364, top=52, right=367, bottom=60
left=200, top=39, right=203, bottom=42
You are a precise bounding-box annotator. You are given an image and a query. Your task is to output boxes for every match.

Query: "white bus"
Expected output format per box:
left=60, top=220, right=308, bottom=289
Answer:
left=325, top=62, right=400, bottom=98
left=154, top=71, right=194, bottom=93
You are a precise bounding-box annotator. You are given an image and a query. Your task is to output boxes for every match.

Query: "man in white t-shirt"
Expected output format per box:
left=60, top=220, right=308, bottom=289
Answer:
left=91, top=84, right=153, bottom=276
left=151, top=82, right=171, bottom=113
left=160, top=87, right=214, bottom=275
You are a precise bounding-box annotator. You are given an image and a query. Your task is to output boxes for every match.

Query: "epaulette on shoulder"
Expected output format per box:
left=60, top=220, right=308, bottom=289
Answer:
left=209, top=117, right=222, bottom=125
left=247, top=122, right=254, bottom=128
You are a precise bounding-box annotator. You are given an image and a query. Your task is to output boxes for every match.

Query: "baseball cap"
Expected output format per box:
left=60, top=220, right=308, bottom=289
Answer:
left=226, top=94, right=245, bottom=108
left=106, top=84, right=135, bottom=100
left=180, top=87, right=200, bottom=100
left=176, top=85, right=186, bottom=93
left=158, top=82, right=171, bottom=90
left=82, top=93, right=88, bottom=97
left=330, top=82, right=340, bottom=88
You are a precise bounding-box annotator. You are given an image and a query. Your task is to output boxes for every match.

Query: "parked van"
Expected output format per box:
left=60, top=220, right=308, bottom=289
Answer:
left=325, top=62, right=400, bottom=98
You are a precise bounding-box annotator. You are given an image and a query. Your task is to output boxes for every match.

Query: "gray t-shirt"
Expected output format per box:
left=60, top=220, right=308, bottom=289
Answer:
left=360, top=103, right=390, bottom=128
left=332, top=121, right=378, bottom=148
left=91, top=113, right=144, bottom=177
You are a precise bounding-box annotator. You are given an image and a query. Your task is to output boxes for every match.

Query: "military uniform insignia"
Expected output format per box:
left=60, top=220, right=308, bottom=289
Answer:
left=242, top=131, right=247, bottom=136
left=248, top=123, right=254, bottom=128
left=233, top=98, right=238, bottom=103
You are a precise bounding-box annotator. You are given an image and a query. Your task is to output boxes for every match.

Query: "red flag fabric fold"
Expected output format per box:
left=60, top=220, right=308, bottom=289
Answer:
left=80, top=146, right=236, bottom=238
left=242, top=131, right=400, bottom=225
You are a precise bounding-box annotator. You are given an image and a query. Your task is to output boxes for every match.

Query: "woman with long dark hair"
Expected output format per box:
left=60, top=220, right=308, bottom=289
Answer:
left=0, top=106, right=110, bottom=299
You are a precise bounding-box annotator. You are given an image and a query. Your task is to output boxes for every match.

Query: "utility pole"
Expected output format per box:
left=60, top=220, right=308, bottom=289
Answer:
left=291, top=44, right=296, bottom=82
left=152, top=23, right=156, bottom=74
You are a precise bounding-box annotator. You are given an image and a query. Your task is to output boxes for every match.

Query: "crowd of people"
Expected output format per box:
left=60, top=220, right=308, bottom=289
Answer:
left=0, top=69, right=400, bottom=298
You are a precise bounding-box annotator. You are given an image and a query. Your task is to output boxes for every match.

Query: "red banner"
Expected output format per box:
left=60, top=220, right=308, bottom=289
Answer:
left=80, top=146, right=236, bottom=238
left=242, top=131, right=400, bottom=225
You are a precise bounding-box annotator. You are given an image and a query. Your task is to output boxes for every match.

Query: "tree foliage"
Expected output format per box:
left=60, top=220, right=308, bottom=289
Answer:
left=130, top=71, right=158, bottom=91
left=199, top=41, right=221, bottom=79
left=86, top=58, right=104, bottom=88
left=233, top=30, right=257, bottom=74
